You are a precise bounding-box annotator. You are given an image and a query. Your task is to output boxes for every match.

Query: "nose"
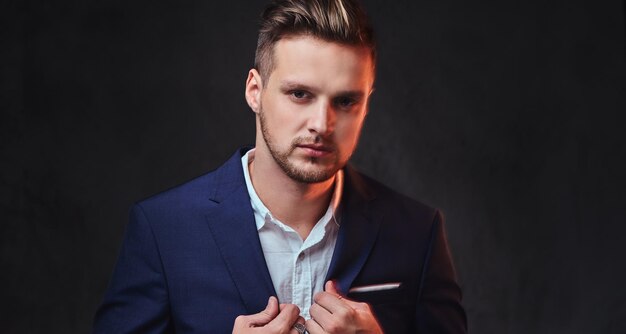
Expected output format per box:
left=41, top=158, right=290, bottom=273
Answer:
left=308, top=100, right=335, bottom=136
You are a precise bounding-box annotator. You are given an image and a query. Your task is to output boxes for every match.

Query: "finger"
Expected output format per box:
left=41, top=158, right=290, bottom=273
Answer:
left=324, top=281, right=362, bottom=309
left=314, top=291, right=352, bottom=315
left=267, top=303, right=301, bottom=332
left=305, top=318, right=326, bottom=334
left=309, top=302, right=332, bottom=321
left=246, top=296, right=280, bottom=327
left=309, top=302, right=335, bottom=330
left=289, top=317, right=306, bottom=334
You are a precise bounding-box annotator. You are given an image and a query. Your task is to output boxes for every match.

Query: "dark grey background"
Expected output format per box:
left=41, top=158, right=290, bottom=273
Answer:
left=1, top=0, right=625, bottom=333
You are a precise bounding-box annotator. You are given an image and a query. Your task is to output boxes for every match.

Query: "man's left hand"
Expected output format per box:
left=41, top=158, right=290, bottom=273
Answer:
left=306, top=281, right=384, bottom=334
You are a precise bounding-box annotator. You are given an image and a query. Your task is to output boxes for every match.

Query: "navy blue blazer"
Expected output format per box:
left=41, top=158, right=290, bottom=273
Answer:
left=94, top=148, right=467, bottom=333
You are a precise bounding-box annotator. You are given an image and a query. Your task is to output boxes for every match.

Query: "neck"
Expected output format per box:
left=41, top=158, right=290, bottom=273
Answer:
left=249, top=149, right=336, bottom=240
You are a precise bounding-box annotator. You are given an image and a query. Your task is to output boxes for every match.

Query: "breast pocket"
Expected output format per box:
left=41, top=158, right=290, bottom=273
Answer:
left=347, top=282, right=408, bottom=305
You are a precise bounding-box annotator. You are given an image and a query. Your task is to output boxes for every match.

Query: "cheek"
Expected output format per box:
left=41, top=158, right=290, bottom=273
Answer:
left=264, top=97, right=303, bottom=127
left=335, top=115, right=365, bottom=147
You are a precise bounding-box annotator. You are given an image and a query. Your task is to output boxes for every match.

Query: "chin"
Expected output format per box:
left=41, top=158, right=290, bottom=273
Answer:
left=283, top=159, right=340, bottom=184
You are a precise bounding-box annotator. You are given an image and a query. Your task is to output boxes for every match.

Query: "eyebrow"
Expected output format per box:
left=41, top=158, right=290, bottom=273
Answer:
left=279, top=81, right=317, bottom=93
left=279, top=80, right=367, bottom=99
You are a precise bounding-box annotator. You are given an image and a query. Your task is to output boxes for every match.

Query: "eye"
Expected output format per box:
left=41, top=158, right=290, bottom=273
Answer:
left=334, top=96, right=357, bottom=109
left=291, top=90, right=309, bottom=100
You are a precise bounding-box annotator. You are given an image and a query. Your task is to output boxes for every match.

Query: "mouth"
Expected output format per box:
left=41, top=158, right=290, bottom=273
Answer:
left=296, top=143, right=334, bottom=157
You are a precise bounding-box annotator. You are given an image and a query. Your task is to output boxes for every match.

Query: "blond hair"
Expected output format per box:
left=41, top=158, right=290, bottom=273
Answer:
left=255, top=0, right=375, bottom=83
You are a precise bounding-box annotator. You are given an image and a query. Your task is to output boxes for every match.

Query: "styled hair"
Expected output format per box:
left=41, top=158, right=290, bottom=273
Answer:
left=255, top=0, right=375, bottom=83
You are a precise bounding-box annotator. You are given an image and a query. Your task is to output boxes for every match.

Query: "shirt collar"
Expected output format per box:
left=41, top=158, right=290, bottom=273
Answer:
left=241, top=148, right=343, bottom=231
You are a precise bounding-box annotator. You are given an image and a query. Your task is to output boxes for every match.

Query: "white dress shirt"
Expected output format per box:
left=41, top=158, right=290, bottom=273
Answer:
left=241, top=149, right=342, bottom=319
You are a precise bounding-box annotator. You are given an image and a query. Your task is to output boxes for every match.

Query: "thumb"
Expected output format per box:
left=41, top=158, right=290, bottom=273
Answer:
left=325, top=281, right=363, bottom=308
left=247, top=296, right=279, bottom=326
left=325, top=280, right=341, bottom=296
left=262, top=296, right=280, bottom=318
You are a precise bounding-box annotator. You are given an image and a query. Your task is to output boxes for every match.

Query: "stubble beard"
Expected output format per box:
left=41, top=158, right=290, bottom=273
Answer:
left=259, top=110, right=341, bottom=184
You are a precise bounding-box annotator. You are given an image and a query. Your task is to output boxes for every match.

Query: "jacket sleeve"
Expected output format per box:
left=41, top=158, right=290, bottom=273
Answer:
left=93, top=204, right=173, bottom=333
left=415, top=210, right=468, bottom=333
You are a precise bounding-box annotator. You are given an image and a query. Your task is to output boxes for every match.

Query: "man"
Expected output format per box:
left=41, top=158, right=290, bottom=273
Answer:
left=94, top=0, right=467, bottom=333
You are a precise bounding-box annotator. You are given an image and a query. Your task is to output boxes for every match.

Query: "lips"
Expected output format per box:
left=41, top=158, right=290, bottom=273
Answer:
left=297, top=144, right=333, bottom=152
left=296, top=143, right=334, bottom=157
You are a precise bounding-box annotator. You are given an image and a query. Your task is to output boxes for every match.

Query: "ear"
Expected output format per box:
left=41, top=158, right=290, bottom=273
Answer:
left=245, top=69, right=263, bottom=114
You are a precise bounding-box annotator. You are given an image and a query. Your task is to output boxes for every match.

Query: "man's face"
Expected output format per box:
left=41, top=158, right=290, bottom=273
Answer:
left=248, top=35, right=374, bottom=183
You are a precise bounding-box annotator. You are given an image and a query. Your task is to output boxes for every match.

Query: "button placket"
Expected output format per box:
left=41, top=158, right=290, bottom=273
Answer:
left=293, top=249, right=304, bottom=313
left=303, top=250, right=313, bottom=317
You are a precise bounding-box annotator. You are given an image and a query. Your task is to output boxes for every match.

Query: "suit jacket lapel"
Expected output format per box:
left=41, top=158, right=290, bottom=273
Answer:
left=203, top=150, right=382, bottom=308
left=325, top=166, right=382, bottom=295
left=204, top=149, right=276, bottom=313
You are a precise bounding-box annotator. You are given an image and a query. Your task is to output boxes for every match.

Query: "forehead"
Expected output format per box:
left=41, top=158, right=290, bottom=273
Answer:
left=268, top=35, right=374, bottom=91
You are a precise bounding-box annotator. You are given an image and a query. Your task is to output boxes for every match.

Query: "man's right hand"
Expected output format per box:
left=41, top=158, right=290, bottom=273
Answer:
left=232, top=296, right=305, bottom=334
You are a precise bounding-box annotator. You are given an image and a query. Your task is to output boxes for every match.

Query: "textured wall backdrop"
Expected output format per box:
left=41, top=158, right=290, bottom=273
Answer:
left=1, top=0, right=625, bottom=333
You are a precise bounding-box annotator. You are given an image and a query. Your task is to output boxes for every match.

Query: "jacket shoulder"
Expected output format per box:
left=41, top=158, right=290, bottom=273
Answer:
left=138, top=171, right=216, bottom=210
left=346, top=167, right=439, bottom=224
left=135, top=148, right=247, bottom=215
